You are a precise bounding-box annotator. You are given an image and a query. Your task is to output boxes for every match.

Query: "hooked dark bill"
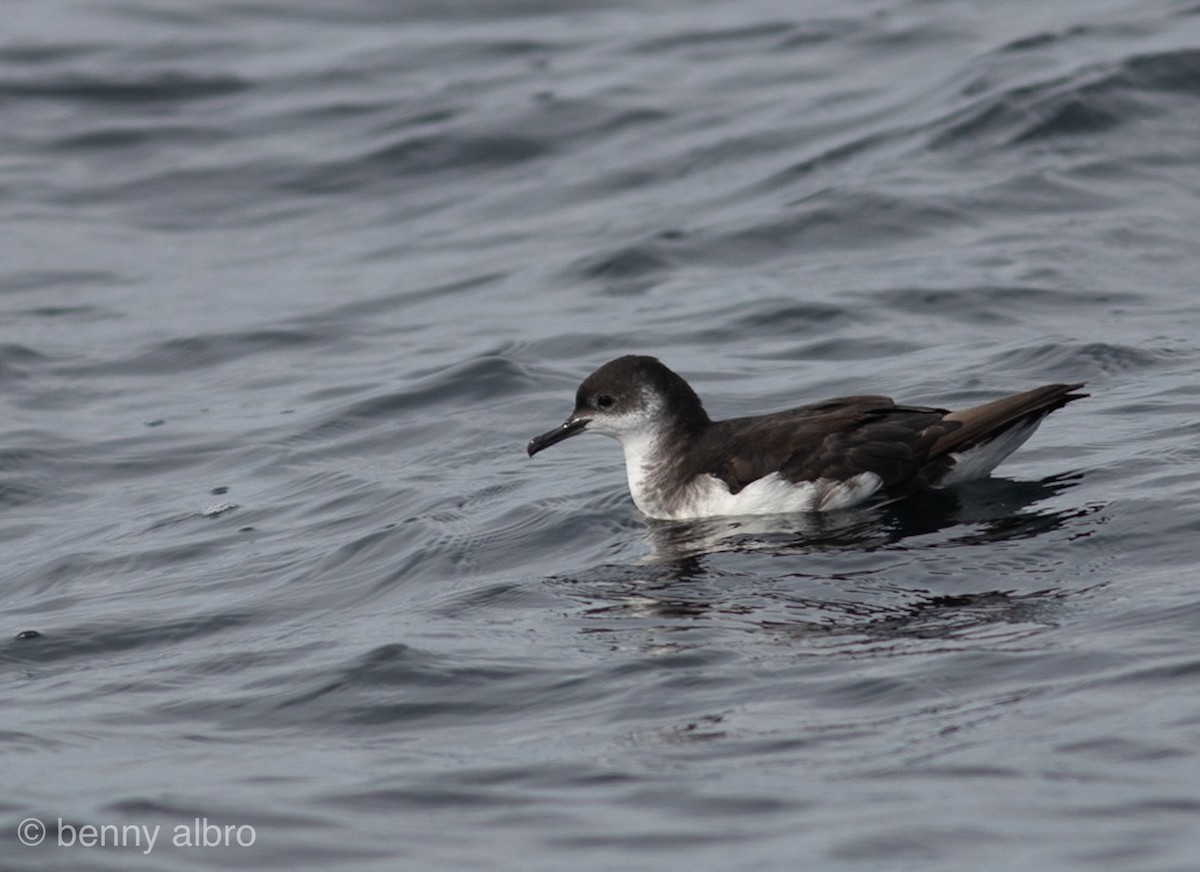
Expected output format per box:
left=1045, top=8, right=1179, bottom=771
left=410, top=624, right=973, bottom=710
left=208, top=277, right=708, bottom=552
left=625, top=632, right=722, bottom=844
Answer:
left=527, top=417, right=588, bottom=456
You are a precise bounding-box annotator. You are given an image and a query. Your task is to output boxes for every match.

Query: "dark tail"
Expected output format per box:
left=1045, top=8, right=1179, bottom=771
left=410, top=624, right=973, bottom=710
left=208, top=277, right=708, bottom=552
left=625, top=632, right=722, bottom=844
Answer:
left=932, top=383, right=1087, bottom=456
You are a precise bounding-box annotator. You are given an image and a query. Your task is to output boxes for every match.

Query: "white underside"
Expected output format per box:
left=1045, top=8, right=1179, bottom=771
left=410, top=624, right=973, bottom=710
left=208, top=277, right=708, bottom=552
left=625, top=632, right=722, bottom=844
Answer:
left=617, top=431, right=884, bottom=520
left=651, top=470, right=885, bottom=520
left=607, top=414, right=1047, bottom=521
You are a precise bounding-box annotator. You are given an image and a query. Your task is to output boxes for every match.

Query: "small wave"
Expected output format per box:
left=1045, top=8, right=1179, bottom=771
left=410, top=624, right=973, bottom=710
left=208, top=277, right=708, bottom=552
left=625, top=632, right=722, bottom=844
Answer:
left=0, top=270, right=127, bottom=294
left=869, top=286, right=1142, bottom=326
left=0, top=72, right=249, bottom=104
left=365, top=132, right=548, bottom=172
left=344, top=354, right=538, bottom=417
left=631, top=21, right=800, bottom=53
left=81, top=328, right=332, bottom=377
left=932, top=48, right=1200, bottom=149
left=571, top=244, right=673, bottom=292
left=49, top=123, right=226, bottom=152
left=986, top=341, right=1171, bottom=378
left=0, top=611, right=257, bottom=666
left=688, top=191, right=969, bottom=262
left=0, top=344, right=47, bottom=382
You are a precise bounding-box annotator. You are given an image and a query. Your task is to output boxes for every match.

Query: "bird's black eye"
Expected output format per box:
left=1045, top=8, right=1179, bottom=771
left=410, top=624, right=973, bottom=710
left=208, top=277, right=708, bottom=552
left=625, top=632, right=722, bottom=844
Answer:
left=596, top=394, right=615, bottom=409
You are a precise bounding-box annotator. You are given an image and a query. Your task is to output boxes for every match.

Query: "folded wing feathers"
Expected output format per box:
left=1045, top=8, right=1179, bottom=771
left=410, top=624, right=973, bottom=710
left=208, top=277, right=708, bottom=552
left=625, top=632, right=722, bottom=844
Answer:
left=705, top=384, right=1086, bottom=497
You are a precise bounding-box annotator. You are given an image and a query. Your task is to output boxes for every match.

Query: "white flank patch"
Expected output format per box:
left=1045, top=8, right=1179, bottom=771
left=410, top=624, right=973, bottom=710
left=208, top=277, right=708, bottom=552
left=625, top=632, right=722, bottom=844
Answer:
left=939, top=417, right=1042, bottom=485
left=648, top=471, right=884, bottom=521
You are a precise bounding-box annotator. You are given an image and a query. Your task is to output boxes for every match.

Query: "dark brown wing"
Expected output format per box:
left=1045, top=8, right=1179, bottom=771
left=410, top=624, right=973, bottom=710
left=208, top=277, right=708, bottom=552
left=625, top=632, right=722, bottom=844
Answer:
left=698, top=383, right=1086, bottom=497
left=700, top=398, right=959, bottom=495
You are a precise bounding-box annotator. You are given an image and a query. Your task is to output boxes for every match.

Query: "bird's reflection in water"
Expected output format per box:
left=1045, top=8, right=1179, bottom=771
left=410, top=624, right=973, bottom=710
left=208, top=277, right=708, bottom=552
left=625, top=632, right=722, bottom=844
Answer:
left=564, top=473, right=1101, bottom=648
left=638, top=473, right=1087, bottom=564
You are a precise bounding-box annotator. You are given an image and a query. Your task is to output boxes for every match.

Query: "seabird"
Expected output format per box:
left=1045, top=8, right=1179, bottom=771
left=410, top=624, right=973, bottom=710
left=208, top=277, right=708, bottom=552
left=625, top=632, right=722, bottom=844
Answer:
left=527, top=355, right=1085, bottom=520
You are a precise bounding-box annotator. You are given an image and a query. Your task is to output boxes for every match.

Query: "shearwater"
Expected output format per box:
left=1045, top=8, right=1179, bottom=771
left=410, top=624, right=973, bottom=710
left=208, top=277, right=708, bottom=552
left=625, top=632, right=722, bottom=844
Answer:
left=527, top=355, right=1085, bottom=521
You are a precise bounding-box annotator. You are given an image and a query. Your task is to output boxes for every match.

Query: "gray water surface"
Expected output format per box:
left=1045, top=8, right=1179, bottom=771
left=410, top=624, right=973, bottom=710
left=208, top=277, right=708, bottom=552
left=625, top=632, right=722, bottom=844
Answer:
left=3, top=0, right=1200, bottom=870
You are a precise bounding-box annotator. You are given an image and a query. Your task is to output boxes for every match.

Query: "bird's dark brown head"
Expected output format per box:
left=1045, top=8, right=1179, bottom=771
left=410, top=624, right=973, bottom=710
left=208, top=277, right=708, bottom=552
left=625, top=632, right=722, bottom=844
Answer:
left=527, top=355, right=710, bottom=457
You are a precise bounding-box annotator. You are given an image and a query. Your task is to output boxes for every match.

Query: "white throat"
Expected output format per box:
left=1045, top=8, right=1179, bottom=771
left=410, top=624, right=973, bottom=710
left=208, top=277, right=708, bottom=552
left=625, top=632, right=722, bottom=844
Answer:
left=599, top=428, right=662, bottom=517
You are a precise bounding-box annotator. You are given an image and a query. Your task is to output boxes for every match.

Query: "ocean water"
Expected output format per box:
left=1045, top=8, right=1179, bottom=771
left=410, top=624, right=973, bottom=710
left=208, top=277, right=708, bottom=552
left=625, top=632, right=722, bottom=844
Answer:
left=3, top=0, right=1200, bottom=869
